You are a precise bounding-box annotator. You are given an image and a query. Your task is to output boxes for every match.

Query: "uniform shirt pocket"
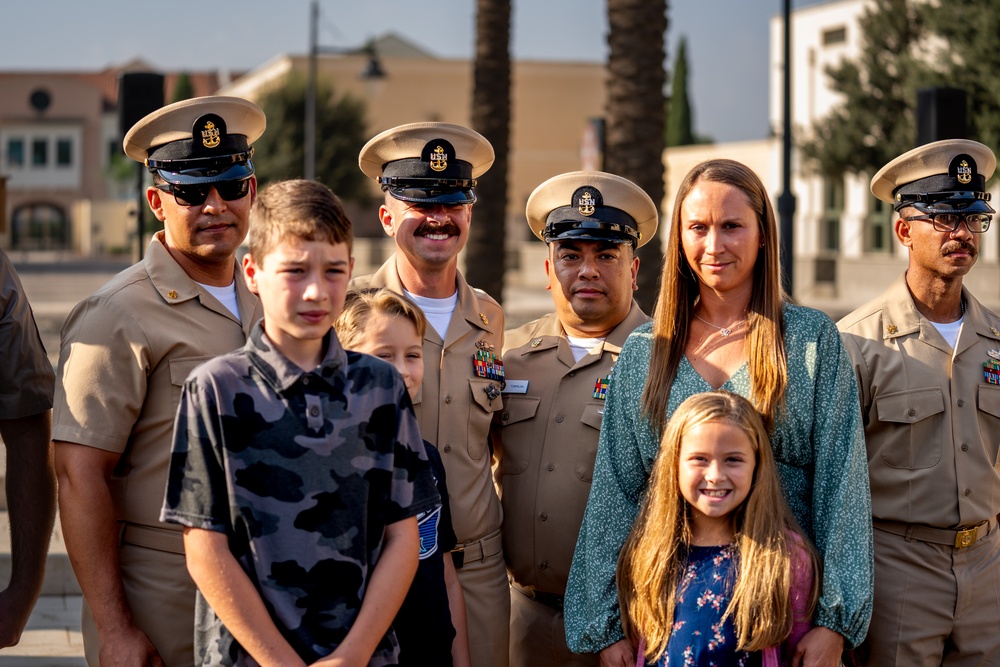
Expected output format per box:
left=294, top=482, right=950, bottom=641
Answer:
left=875, top=387, right=945, bottom=469
left=468, top=378, right=504, bottom=461
left=169, top=356, right=214, bottom=414
left=499, top=395, right=540, bottom=475
left=575, top=403, right=605, bottom=482
left=976, top=384, right=1000, bottom=466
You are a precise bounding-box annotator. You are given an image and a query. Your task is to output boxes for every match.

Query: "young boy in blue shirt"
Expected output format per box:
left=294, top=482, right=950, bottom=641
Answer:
left=162, top=179, right=440, bottom=666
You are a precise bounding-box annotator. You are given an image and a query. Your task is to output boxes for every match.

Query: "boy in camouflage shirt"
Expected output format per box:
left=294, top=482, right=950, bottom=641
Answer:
left=162, top=179, right=440, bottom=666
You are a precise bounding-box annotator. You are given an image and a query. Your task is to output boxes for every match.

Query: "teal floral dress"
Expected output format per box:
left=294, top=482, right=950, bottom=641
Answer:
left=565, top=304, right=873, bottom=653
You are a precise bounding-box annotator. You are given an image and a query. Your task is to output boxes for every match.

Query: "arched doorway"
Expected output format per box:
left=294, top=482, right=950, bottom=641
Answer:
left=11, top=202, right=70, bottom=250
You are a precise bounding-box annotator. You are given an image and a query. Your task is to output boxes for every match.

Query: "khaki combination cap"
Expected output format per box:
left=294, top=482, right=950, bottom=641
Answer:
left=526, top=171, right=659, bottom=248
left=358, top=122, right=494, bottom=205
left=871, top=138, right=996, bottom=214
left=123, top=96, right=265, bottom=185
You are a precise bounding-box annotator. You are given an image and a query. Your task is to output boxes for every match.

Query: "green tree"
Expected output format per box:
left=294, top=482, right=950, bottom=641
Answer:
left=801, top=0, right=925, bottom=177
left=252, top=74, right=369, bottom=202
left=467, top=0, right=511, bottom=305
left=922, top=0, right=1000, bottom=155
left=172, top=71, right=195, bottom=103
left=606, top=0, right=667, bottom=311
left=667, top=37, right=694, bottom=147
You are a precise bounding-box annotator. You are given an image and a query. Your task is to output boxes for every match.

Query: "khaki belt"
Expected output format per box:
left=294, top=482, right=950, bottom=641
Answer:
left=512, top=582, right=564, bottom=611
left=451, top=528, right=502, bottom=568
left=873, top=517, right=996, bottom=549
left=120, top=522, right=186, bottom=555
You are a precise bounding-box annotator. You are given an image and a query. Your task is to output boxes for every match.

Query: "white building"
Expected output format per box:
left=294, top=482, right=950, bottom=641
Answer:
left=666, top=0, right=999, bottom=315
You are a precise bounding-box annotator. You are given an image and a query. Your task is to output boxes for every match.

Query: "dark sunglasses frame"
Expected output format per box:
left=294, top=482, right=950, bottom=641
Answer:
left=154, top=178, right=251, bottom=207
left=903, top=212, right=992, bottom=234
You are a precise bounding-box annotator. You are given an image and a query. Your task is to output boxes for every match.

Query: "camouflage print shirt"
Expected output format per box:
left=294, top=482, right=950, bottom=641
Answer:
left=162, top=322, right=440, bottom=666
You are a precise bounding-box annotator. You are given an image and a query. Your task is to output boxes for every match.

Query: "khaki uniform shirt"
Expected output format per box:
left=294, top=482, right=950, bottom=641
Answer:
left=53, top=233, right=262, bottom=531
left=838, top=275, right=1000, bottom=528
left=0, top=246, right=54, bottom=419
left=351, top=255, right=504, bottom=543
left=500, top=303, right=648, bottom=594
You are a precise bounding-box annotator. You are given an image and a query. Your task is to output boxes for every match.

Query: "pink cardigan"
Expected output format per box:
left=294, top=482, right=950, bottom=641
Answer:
left=635, top=532, right=815, bottom=667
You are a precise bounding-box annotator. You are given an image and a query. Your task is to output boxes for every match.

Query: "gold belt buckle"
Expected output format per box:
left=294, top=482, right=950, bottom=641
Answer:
left=954, top=526, right=978, bottom=549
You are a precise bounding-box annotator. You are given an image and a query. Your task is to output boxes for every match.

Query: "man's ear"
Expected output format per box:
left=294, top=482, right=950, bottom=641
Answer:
left=147, top=187, right=166, bottom=222
left=378, top=205, right=396, bottom=237
left=242, top=253, right=260, bottom=294
left=895, top=216, right=914, bottom=249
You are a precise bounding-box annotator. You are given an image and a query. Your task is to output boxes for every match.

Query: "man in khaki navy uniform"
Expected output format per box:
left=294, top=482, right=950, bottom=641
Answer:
left=838, top=139, right=1000, bottom=666
left=352, top=122, right=508, bottom=667
left=53, top=97, right=264, bottom=667
left=500, top=172, right=657, bottom=666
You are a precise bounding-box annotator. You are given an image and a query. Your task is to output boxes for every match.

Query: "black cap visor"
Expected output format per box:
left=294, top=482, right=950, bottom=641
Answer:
left=155, top=160, right=254, bottom=186
left=897, top=190, right=995, bottom=215
left=386, top=184, right=476, bottom=205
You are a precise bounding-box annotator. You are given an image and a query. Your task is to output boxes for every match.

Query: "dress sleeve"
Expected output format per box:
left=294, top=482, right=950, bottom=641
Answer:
left=564, top=333, right=652, bottom=653
left=805, top=317, right=874, bottom=648
left=160, top=374, right=231, bottom=531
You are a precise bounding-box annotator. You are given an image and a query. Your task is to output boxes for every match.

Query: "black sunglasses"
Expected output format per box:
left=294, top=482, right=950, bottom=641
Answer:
left=155, top=178, right=251, bottom=207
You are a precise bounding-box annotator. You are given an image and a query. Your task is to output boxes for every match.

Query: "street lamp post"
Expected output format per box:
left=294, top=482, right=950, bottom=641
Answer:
left=778, top=0, right=797, bottom=296
left=304, top=0, right=385, bottom=181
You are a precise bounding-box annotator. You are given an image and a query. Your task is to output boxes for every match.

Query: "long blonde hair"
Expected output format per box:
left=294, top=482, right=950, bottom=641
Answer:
left=617, top=391, right=818, bottom=661
left=641, top=159, right=787, bottom=433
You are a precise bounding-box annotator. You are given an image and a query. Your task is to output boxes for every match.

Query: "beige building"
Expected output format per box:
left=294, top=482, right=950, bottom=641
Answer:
left=0, top=64, right=226, bottom=255
left=219, top=34, right=608, bottom=274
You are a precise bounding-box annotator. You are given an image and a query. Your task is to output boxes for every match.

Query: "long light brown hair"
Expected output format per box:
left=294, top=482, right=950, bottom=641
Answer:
left=641, top=159, right=787, bottom=433
left=617, top=391, right=818, bottom=661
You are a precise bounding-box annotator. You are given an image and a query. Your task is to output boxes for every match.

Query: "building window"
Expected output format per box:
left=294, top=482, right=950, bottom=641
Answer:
left=56, top=138, right=73, bottom=167
left=7, top=138, right=24, bottom=168
left=820, top=177, right=843, bottom=253
left=32, top=138, right=48, bottom=167
left=822, top=26, right=847, bottom=46
left=865, top=197, right=894, bottom=254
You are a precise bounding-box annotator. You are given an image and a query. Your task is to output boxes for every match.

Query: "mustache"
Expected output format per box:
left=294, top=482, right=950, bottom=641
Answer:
left=942, top=240, right=977, bottom=257
left=415, top=222, right=461, bottom=236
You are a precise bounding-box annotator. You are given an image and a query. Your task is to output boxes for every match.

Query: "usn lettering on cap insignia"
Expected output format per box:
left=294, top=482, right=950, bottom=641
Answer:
left=578, top=191, right=596, bottom=216
left=430, top=145, right=448, bottom=172
left=201, top=120, right=221, bottom=149
left=957, top=159, right=973, bottom=185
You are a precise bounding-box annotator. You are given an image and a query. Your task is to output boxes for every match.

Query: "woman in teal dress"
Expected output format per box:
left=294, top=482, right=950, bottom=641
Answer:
left=564, top=159, right=873, bottom=667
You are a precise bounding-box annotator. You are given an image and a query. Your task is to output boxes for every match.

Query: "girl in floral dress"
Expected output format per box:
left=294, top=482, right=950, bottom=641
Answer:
left=616, top=391, right=817, bottom=667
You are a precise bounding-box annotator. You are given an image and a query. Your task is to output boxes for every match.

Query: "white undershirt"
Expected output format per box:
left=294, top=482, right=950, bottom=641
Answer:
left=405, top=290, right=458, bottom=339
left=566, top=335, right=604, bottom=363
left=198, top=280, right=241, bottom=321
left=930, top=317, right=963, bottom=350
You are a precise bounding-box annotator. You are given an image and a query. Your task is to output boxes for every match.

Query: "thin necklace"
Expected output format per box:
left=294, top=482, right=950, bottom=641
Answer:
left=693, top=311, right=746, bottom=337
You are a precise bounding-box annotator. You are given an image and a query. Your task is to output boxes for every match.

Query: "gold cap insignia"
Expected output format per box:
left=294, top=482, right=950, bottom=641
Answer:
left=429, top=145, right=448, bottom=172
left=201, top=121, right=221, bottom=149
left=578, top=191, right=596, bottom=216
left=957, top=159, right=972, bottom=185
left=480, top=313, right=489, bottom=326
left=167, top=290, right=178, bottom=300
left=530, top=337, right=542, bottom=348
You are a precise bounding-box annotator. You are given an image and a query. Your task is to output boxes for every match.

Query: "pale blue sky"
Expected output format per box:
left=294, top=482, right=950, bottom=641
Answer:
left=1, top=1, right=830, bottom=142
